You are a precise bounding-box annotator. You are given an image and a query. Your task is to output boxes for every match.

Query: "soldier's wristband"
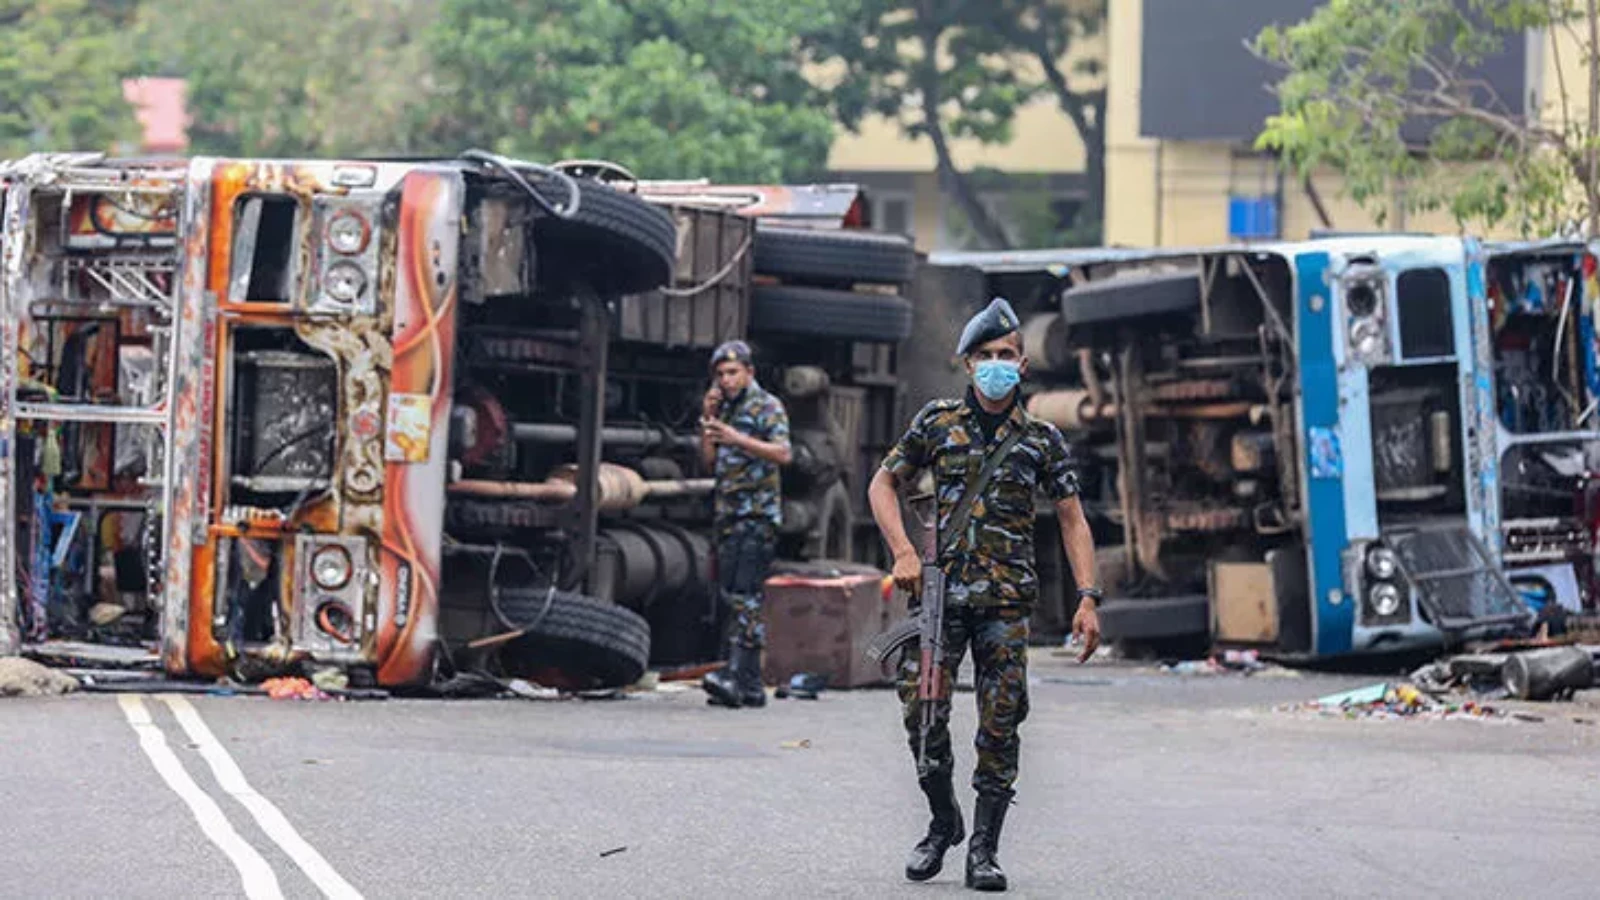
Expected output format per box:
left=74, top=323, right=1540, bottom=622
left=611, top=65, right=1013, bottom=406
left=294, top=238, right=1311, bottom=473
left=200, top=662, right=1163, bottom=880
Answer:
left=1076, top=587, right=1103, bottom=604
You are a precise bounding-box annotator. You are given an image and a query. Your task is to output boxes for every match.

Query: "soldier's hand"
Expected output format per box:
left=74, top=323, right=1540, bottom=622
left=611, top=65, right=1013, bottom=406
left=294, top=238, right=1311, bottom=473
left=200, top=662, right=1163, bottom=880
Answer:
left=702, top=387, right=723, bottom=419
left=702, top=418, right=737, bottom=446
left=891, top=549, right=921, bottom=595
left=1071, top=601, right=1101, bottom=664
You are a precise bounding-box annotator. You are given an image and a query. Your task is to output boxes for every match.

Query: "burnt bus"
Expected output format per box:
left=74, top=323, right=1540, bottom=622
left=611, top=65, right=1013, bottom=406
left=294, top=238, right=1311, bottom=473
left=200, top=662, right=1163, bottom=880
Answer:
left=0, top=152, right=913, bottom=688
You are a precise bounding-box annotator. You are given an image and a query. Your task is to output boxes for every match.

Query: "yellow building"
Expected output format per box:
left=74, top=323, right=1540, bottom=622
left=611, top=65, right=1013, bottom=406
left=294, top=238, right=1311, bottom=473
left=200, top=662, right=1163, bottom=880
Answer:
left=1104, top=0, right=1595, bottom=247
left=824, top=19, right=1106, bottom=253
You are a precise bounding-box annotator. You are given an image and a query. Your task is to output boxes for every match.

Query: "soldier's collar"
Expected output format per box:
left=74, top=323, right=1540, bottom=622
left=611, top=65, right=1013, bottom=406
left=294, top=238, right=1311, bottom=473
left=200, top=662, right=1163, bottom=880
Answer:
left=963, top=386, right=1020, bottom=420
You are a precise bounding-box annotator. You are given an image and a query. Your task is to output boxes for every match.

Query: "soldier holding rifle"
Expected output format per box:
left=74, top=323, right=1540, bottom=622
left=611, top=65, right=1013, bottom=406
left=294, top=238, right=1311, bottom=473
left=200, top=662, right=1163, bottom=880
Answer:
left=867, top=298, right=1101, bottom=892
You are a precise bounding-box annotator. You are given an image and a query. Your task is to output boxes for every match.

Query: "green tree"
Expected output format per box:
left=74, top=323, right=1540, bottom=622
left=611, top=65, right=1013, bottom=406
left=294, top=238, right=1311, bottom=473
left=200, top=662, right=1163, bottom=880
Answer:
left=424, top=0, right=842, bottom=182
left=815, top=0, right=1106, bottom=250
left=0, top=0, right=141, bottom=156
left=135, top=0, right=439, bottom=157
left=1254, top=0, right=1600, bottom=237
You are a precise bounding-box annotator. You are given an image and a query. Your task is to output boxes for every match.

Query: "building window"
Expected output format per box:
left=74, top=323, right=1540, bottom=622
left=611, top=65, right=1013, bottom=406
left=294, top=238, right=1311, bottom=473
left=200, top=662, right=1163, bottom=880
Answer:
left=875, top=193, right=913, bottom=236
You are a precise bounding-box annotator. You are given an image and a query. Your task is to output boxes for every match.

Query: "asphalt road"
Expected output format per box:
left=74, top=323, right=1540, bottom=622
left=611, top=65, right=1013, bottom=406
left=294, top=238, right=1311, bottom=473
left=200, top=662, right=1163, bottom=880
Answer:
left=5, top=651, right=1599, bottom=899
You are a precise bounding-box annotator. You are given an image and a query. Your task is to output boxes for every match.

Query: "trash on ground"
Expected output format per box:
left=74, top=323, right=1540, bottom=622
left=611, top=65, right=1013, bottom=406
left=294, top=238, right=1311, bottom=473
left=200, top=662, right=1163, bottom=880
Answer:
left=506, top=679, right=562, bottom=701
left=262, top=676, right=330, bottom=701
left=310, top=667, right=349, bottom=693
left=780, top=739, right=812, bottom=750
left=774, top=672, right=827, bottom=700
left=0, top=657, right=80, bottom=697
left=1157, top=649, right=1288, bottom=677
left=1284, top=680, right=1506, bottom=721
left=599, top=846, right=628, bottom=858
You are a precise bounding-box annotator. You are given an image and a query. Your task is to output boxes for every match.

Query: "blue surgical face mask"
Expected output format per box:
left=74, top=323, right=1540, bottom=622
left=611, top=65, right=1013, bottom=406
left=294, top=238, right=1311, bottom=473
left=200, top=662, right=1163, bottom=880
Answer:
left=972, top=359, right=1021, bottom=401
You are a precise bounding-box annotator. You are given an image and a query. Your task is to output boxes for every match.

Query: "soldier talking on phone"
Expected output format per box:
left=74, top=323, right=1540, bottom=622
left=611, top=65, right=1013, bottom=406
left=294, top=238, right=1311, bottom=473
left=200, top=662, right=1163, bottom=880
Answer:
left=699, top=340, right=792, bottom=709
left=867, top=298, right=1101, bottom=892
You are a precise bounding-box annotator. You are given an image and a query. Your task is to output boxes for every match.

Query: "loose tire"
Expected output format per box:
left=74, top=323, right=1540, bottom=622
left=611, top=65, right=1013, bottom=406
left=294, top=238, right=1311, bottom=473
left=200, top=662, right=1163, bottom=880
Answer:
left=492, top=588, right=651, bottom=689
left=754, top=226, right=916, bottom=286
left=750, top=284, right=912, bottom=343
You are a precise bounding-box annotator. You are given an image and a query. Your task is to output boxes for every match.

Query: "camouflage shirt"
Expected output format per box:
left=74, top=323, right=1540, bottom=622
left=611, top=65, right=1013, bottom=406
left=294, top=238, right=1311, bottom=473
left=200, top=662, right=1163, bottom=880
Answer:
left=713, top=383, right=790, bottom=533
left=881, top=392, right=1080, bottom=610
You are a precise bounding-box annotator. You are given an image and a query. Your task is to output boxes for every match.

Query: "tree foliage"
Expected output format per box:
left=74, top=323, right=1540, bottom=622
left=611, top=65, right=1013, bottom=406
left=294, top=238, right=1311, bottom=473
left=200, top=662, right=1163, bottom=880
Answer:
left=816, top=0, right=1106, bottom=250
left=1254, top=0, right=1597, bottom=237
left=135, top=0, right=438, bottom=157
left=423, top=0, right=842, bottom=182
left=0, top=0, right=141, bottom=156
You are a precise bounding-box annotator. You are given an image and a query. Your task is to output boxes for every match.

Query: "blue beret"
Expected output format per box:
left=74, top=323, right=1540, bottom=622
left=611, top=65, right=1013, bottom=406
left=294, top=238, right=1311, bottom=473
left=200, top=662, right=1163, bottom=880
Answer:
left=710, top=339, right=753, bottom=370
left=956, top=297, right=1021, bottom=356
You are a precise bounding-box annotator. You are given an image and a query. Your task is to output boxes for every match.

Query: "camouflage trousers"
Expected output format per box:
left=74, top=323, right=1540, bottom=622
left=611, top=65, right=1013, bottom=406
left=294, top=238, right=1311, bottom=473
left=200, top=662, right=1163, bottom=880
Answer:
left=896, top=606, right=1030, bottom=795
left=715, top=519, right=776, bottom=650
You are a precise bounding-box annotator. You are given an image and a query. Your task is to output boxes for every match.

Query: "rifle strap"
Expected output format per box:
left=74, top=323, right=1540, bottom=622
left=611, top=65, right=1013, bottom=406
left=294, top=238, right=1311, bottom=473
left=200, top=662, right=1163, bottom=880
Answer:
left=937, top=424, right=1027, bottom=559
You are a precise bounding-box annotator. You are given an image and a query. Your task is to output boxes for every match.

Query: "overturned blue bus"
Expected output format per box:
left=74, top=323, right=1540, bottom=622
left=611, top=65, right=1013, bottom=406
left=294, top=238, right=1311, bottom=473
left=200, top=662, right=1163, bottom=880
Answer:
left=936, top=236, right=1599, bottom=660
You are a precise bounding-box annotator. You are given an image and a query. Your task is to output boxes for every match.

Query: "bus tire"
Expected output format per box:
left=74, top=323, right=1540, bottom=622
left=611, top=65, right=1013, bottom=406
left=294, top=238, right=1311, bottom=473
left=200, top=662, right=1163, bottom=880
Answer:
left=754, top=226, right=916, bottom=286
left=520, top=170, right=678, bottom=297
left=491, top=588, right=651, bottom=690
left=750, top=285, right=912, bottom=343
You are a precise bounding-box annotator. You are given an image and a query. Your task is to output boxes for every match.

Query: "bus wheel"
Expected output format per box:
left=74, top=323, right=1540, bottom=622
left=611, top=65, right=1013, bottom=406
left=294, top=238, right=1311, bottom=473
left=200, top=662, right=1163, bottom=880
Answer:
left=753, top=226, right=916, bottom=287
left=490, top=588, right=652, bottom=690
left=487, top=162, right=678, bottom=297
left=750, top=285, right=912, bottom=343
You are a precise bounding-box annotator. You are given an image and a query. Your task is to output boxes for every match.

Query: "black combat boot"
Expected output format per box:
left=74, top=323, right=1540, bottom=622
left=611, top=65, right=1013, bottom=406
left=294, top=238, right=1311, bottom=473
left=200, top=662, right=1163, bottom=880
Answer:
left=735, top=645, right=766, bottom=708
left=702, top=642, right=742, bottom=708
left=905, top=773, right=965, bottom=882
left=965, top=791, right=1011, bottom=891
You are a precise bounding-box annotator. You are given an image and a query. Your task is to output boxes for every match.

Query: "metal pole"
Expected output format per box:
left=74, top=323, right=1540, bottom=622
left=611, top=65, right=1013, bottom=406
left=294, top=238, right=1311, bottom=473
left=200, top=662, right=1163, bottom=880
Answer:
left=569, top=290, right=610, bottom=594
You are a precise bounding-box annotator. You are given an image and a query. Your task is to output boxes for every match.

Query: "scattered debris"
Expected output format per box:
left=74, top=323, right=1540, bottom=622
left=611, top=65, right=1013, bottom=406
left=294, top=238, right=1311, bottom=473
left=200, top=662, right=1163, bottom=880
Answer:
left=780, top=739, right=812, bottom=750
left=0, top=657, right=80, bottom=696
left=599, top=846, right=628, bottom=858
left=775, top=673, right=827, bottom=700
left=506, top=679, right=562, bottom=701
left=1282, top=681, right=1505, bottom=721
left=262, top=677, right=330, bottom=701
left=1157, top=649, right=1292, bottom=677
left=1501, top=646, right=1594, bottom=701
left=309, top=667, right=349, bottom=693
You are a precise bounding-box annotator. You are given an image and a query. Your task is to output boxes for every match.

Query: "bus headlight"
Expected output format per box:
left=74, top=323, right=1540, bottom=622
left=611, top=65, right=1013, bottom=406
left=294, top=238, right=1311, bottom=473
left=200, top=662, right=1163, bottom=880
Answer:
left=323, top=262, right=367, bottom=303
left=1350, top=318, right=1385, bottom=358
left=310, top=545, right=353, bottom=590
left=1369, top=582, right=1403, bottom=617
left=326, top=210, right=370, bottom=255
left=1366, top=546, right=1399, bottom=581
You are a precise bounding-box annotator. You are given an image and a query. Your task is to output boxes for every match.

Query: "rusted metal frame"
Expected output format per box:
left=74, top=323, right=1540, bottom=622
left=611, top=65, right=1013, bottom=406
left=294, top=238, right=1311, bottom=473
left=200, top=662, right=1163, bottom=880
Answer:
left=1254, top=321, right=1301, bottom=531
left=1115, top=345, right=1166, bottom=582
left=566, top=288, right=610, bottom=594
left=1231, top=253, right=1295, bottom=361
left=0, top=179, right=32, bottom=655
left=1197, top=255, right=1217, bottom=335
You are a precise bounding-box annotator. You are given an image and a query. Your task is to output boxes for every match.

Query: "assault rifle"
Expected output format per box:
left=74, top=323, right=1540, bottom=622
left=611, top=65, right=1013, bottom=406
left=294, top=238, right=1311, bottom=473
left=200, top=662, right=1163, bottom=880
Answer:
left=865, top=491, right=944, bottom=768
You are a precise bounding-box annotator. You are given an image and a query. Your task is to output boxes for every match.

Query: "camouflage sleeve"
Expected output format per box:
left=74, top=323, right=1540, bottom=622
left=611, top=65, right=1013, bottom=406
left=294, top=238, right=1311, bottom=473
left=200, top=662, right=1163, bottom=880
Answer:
left=881, top=402, right=937, bottom=481
left=1040, top=423, right=1081, bottom=501
left=762, top=397, right=791, bottom=448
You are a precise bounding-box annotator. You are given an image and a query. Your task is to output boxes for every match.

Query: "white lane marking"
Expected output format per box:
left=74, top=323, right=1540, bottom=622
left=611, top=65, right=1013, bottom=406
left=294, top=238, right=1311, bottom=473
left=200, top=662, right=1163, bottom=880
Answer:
left=117, top=694, right=285, bottom=900
left=161, top=695, right=365, bottom=900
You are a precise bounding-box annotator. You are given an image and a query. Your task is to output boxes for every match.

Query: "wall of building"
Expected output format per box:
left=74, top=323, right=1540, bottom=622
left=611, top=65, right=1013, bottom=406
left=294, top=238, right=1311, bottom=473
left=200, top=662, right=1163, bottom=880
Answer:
left=821, top=10, right=1106, bottom=252
left=1105, top=0, right=1594, bottom=248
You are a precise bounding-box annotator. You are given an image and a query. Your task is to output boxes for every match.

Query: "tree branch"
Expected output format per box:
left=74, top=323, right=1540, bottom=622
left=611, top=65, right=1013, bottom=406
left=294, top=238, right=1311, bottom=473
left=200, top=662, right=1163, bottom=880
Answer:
left=914, top=12, right=1013, bottom=249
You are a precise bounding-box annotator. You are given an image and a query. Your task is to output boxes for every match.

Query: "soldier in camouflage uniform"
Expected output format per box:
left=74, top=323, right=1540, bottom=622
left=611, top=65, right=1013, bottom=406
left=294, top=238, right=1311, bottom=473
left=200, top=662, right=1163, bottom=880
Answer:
left=698, top=340, right=791, bottom=709
left=868, top=298, right=1102, bottom=892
